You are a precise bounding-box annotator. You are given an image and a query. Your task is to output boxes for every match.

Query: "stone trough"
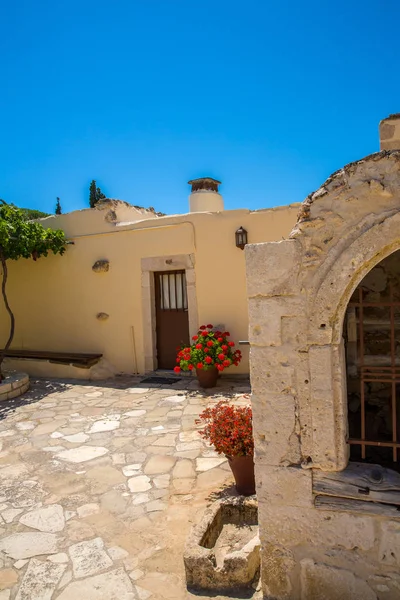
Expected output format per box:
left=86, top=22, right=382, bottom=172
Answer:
left=0, top=371, right=29, bottom=402
left=184, top=496, right=260, bottom=591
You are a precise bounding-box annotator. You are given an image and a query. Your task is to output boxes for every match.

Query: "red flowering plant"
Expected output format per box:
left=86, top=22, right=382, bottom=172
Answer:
left=196, top=401, right=254, bottom=457
left=174, top=324, right=242, bottom=374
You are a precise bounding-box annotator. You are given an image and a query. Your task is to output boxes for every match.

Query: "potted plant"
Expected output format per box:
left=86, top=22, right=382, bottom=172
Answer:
left=196, top=401, right=255, bottom=495
left=174, top=325, right=242, bottom=389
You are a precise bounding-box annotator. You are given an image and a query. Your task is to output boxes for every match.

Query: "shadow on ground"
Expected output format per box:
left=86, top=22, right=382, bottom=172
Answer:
left=0, top=379, right=70, bottom=421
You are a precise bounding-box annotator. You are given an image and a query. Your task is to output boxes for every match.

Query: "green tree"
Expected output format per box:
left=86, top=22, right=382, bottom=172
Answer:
left=89, top=180, right=106, bottom=208
left=19, top=208, right=50, bottom=220
left=55, top=197, right=62, bottom=215
left=0, top=201, right=67, bottom=379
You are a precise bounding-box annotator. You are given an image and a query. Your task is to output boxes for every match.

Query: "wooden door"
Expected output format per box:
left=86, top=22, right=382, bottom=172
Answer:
left=155, top=270, right=190, bottom=369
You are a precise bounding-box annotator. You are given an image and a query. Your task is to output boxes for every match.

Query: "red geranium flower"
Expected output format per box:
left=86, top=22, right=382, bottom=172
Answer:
left=205, top=356, right=212, bottom=364
left=207, top=340, right=214, bottom=347
left=195, top=343, right=202, bottom=350
left=176, top=358, right=180, bottom=363
left=218, top=353, right=226, bottom=360
left=216, top=364, right=224, bottom=371
left=222, top=344, right=228, bottom=351
left=224, top=331, right=230, bottom=336
left=217, top=337, right=223, bottom=343
left=174, top=366, right=181, bottom=373
left=199, top=325, right=206, bottom=330
left=197, top=362, right=204, bottom=369
left=188, top=364, right=194, bottom=370
left=192, top=335, right=198, bottom=340
left=204, top=347, right=209, bottom=353
left=223, top=359, right=231, bottom=367
left=196, top=402, right=253, bottom=457
left=228, top=341, right=235, bottom=347
left=207, top=324, right=213, bottom=329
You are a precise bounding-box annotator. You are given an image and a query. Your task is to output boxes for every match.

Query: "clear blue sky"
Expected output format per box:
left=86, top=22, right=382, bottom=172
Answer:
left=1, top=0, right=399, bottom=216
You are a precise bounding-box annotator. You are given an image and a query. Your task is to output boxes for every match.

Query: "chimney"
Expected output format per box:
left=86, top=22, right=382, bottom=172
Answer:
left=379, top=114, right=400, bottom=151
left=188, top=177, right=224, bottom=213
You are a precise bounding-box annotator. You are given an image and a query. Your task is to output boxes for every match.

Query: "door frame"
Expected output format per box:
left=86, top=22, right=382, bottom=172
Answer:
left=141, top=254, right=198, bottom=372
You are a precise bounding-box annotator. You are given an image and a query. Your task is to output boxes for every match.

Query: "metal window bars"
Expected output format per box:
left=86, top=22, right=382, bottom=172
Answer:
left=158, top=271, right=188, bottom=311
left=347, top=285, right=400, bottom=463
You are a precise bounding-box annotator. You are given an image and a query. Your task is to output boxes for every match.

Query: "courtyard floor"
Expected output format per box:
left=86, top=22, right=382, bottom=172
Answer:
left=0, top=374, right=260, bottom=600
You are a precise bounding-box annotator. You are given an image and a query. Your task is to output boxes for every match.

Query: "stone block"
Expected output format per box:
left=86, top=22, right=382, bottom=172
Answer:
left=248, top=297, right=303, bottom=347
left=300, top=560, right=377, bottom=600
left=257, top=504, right=376, bottom=552
left=250, top=346, right=296, bottom=395
left=251, top=392, right=296, bottom=465
left=281, top=315, right=308, bottom=348
left=257, top=465, right=313, bottom=508
left=92, top=259, right=109, bottom=273
left=261, top=542, right=295, bottom=599
left=245, top=239, right=301, bottom=298
left=309, top=344, right=347, bottom=469
left=380, top=122, right=395, bottom=141
left=379, top=521, right=400, bottom=567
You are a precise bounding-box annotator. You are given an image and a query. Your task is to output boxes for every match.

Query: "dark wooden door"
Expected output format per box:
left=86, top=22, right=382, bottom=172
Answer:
left=155, top=270, right=190, bottom=369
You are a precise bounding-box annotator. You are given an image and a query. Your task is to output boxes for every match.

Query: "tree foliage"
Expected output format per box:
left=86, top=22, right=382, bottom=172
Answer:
left=89, top=180, right=106, bottom=208
left=0, top=201, right=67, bottom=378
left=55, top=197, right=62, bottom=215
left=0, top=201, right=66, bottom=261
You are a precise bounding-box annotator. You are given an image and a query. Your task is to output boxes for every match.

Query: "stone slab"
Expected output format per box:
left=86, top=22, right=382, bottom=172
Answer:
left=19, top=505, right=65, bottom=533
left=56, top=446, right=109, bottom=463
left=57, top=567, right=134, bottom=599
left=0, top=533, right=58, bottom=559
left=15, top=558, right=66, bottom=600
left=68, top=537, right=113, bottom=579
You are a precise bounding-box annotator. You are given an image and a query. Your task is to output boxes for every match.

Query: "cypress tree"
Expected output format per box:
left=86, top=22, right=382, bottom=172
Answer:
left=89, top=180, right=97, bottom=208
left=55, top=197, right=62, bottom=215
left=89, top=180, right=107, bottom=207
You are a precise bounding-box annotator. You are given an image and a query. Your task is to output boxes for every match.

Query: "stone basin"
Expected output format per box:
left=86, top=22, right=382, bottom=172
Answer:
left=184, top=496, right=260, bottom=591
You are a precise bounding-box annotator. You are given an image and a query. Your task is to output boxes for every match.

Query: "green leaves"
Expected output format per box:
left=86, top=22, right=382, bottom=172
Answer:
left=0, top=201, right=67, bottom=261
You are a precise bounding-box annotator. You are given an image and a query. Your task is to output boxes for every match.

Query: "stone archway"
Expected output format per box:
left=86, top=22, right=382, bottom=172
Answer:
left=246, top=149, right=400, bottom=599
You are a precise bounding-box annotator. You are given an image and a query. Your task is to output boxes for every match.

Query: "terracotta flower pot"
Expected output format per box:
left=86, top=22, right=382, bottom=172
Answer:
left=196, top=366, right=218, bottom=389
left=227, top=454, right=256, bottom=496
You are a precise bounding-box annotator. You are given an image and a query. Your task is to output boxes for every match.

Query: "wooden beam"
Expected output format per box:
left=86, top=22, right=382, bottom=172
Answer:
left=313, top=462, right=400, bottom=505
left=315, top=495, right=400, bottom=519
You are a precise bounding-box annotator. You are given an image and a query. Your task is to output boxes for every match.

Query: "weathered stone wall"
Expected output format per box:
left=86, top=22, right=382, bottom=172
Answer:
left=246, top=151, right=400, bottom=599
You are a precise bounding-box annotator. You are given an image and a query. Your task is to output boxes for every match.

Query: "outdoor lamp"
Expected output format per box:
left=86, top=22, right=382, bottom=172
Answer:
left=235, top=226, right=248, bottom=250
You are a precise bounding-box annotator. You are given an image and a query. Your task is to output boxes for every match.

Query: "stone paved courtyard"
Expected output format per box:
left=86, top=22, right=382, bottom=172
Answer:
left=0, top=374, right=260, bottom=600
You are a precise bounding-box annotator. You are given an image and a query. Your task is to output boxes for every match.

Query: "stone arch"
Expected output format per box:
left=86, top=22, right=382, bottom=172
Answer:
left=309, top=211, right=400, bottom=347
left=246, top=144, right=400, bottom=600
left=247, top=150, right=400, bottom=471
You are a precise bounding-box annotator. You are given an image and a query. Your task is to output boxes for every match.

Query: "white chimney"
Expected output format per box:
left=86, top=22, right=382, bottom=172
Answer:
left=188, top=177, right=224, bottom=213
left=379, top=114, right=400, bottom=151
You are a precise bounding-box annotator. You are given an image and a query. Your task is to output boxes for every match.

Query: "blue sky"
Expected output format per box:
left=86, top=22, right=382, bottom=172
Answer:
left=1, top=0, right=399, bottom=216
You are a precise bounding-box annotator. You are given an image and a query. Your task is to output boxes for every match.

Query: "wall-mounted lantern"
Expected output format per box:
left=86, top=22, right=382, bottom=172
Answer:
left=235, top=226, right=248, bottom=250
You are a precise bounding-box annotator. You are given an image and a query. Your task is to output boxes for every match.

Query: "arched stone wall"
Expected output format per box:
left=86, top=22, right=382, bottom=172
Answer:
left=246, top=150, right=400, bottom=599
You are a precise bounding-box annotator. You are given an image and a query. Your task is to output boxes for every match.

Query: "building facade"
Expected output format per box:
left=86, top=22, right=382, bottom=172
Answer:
left=1, top=179, right=298, bottom=379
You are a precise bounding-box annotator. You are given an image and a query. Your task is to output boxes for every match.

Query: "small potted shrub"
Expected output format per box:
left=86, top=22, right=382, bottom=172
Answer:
left=174, top=325, right=242, bottom=389
left=196, top=401, right=255, bottom=496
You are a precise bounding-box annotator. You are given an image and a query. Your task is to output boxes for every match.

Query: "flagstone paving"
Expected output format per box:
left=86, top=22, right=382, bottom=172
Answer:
left=0, top=375, right=260, bottom=600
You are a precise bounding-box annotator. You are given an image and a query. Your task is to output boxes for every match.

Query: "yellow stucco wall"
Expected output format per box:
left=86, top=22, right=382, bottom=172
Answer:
left=0, top=202, right=299, bottom=377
